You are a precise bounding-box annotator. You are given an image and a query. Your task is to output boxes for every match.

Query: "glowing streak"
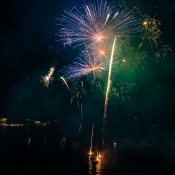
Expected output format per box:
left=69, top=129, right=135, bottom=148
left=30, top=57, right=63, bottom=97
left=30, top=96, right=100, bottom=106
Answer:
left=60, top=76, right=70, bottom=91
left=112, top=12, right=118, bottom=20
left=103, top=37, right=116, bottom=132
left=81, top=81, right=83, bottom=88
left=86, top=5, right=93, bottom=19
left=104, top=13, right=110, bottom=25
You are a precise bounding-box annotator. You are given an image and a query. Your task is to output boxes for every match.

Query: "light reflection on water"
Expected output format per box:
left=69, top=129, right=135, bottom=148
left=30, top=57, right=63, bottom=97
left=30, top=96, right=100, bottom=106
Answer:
left=88, top=151, right=102, bottom=175
left=0, top=127, right=118, bottom=174
left=1, top=127, right=175, bottom=174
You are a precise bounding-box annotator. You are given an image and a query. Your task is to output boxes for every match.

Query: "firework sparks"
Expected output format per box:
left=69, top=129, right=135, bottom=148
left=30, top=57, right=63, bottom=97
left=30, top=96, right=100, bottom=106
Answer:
left=139, top=14, right=171, bottom=62
left=102, top=37, right=116, bottom=134
left=40, top=67, right=55, bottom=88
left=111, top=82, right=136, bottom=100
left=70, top=81, right=86, bottom=106
left=140, top=14, right=161, bottom=48
left=57, top=0, right=140, bottom=49
left=154, top=44, right=172, bottom=62
left=115, top=39, right=147, bottom=70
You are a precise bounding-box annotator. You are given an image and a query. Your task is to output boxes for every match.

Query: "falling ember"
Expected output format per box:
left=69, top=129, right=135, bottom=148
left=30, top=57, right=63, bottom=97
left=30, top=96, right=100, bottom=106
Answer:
left=102, top=37, right=116, bottom=136
left=40, top=67, right=55, bottom=88
left=60, top=76, right=70, bottom=91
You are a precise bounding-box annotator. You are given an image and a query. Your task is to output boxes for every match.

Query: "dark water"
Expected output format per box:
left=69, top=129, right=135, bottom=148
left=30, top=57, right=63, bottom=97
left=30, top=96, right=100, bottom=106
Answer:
left=0, top=126, right=175, bottom=175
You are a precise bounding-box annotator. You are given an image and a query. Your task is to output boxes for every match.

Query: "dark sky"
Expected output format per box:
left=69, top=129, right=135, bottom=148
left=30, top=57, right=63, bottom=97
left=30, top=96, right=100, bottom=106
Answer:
left=0, top=0, right=175, bottom=130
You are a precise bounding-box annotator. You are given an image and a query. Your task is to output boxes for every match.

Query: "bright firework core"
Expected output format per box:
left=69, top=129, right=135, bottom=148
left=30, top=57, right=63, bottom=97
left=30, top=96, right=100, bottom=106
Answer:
left=95, top=34, right=103, bottom=41
left=143, top=21, right=147, bottom=26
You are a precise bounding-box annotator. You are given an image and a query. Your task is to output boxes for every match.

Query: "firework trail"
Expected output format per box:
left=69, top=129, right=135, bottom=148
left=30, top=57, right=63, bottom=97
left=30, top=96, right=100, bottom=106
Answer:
left=102, top=37, right=116, bottom=137
left=57, top=0, right=140, bottom=49
left=40, top=67, right=55, bottom=88
left=60, top=76, right=70, bottom=91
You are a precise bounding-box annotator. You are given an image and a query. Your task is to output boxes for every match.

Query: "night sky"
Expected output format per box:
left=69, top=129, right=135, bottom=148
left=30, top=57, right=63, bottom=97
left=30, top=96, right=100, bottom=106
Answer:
left=0, top=0, right=175, bottom=132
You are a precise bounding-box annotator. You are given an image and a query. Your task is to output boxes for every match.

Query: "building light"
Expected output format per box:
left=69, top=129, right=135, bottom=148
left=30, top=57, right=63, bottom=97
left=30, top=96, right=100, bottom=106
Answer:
left=0, top=118, right=8, bottom=122
left=34, top=121, right=41, bottom=125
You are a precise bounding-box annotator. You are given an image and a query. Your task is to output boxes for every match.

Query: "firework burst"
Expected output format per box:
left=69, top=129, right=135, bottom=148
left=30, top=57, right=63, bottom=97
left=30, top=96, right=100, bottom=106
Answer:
left=61, top=49, right=108, bottom=84
left=57, top=0, right=140, bottom=49
left=40, top=67, right=55, bottom=88
left=140, top=14, right=161, bottom=48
